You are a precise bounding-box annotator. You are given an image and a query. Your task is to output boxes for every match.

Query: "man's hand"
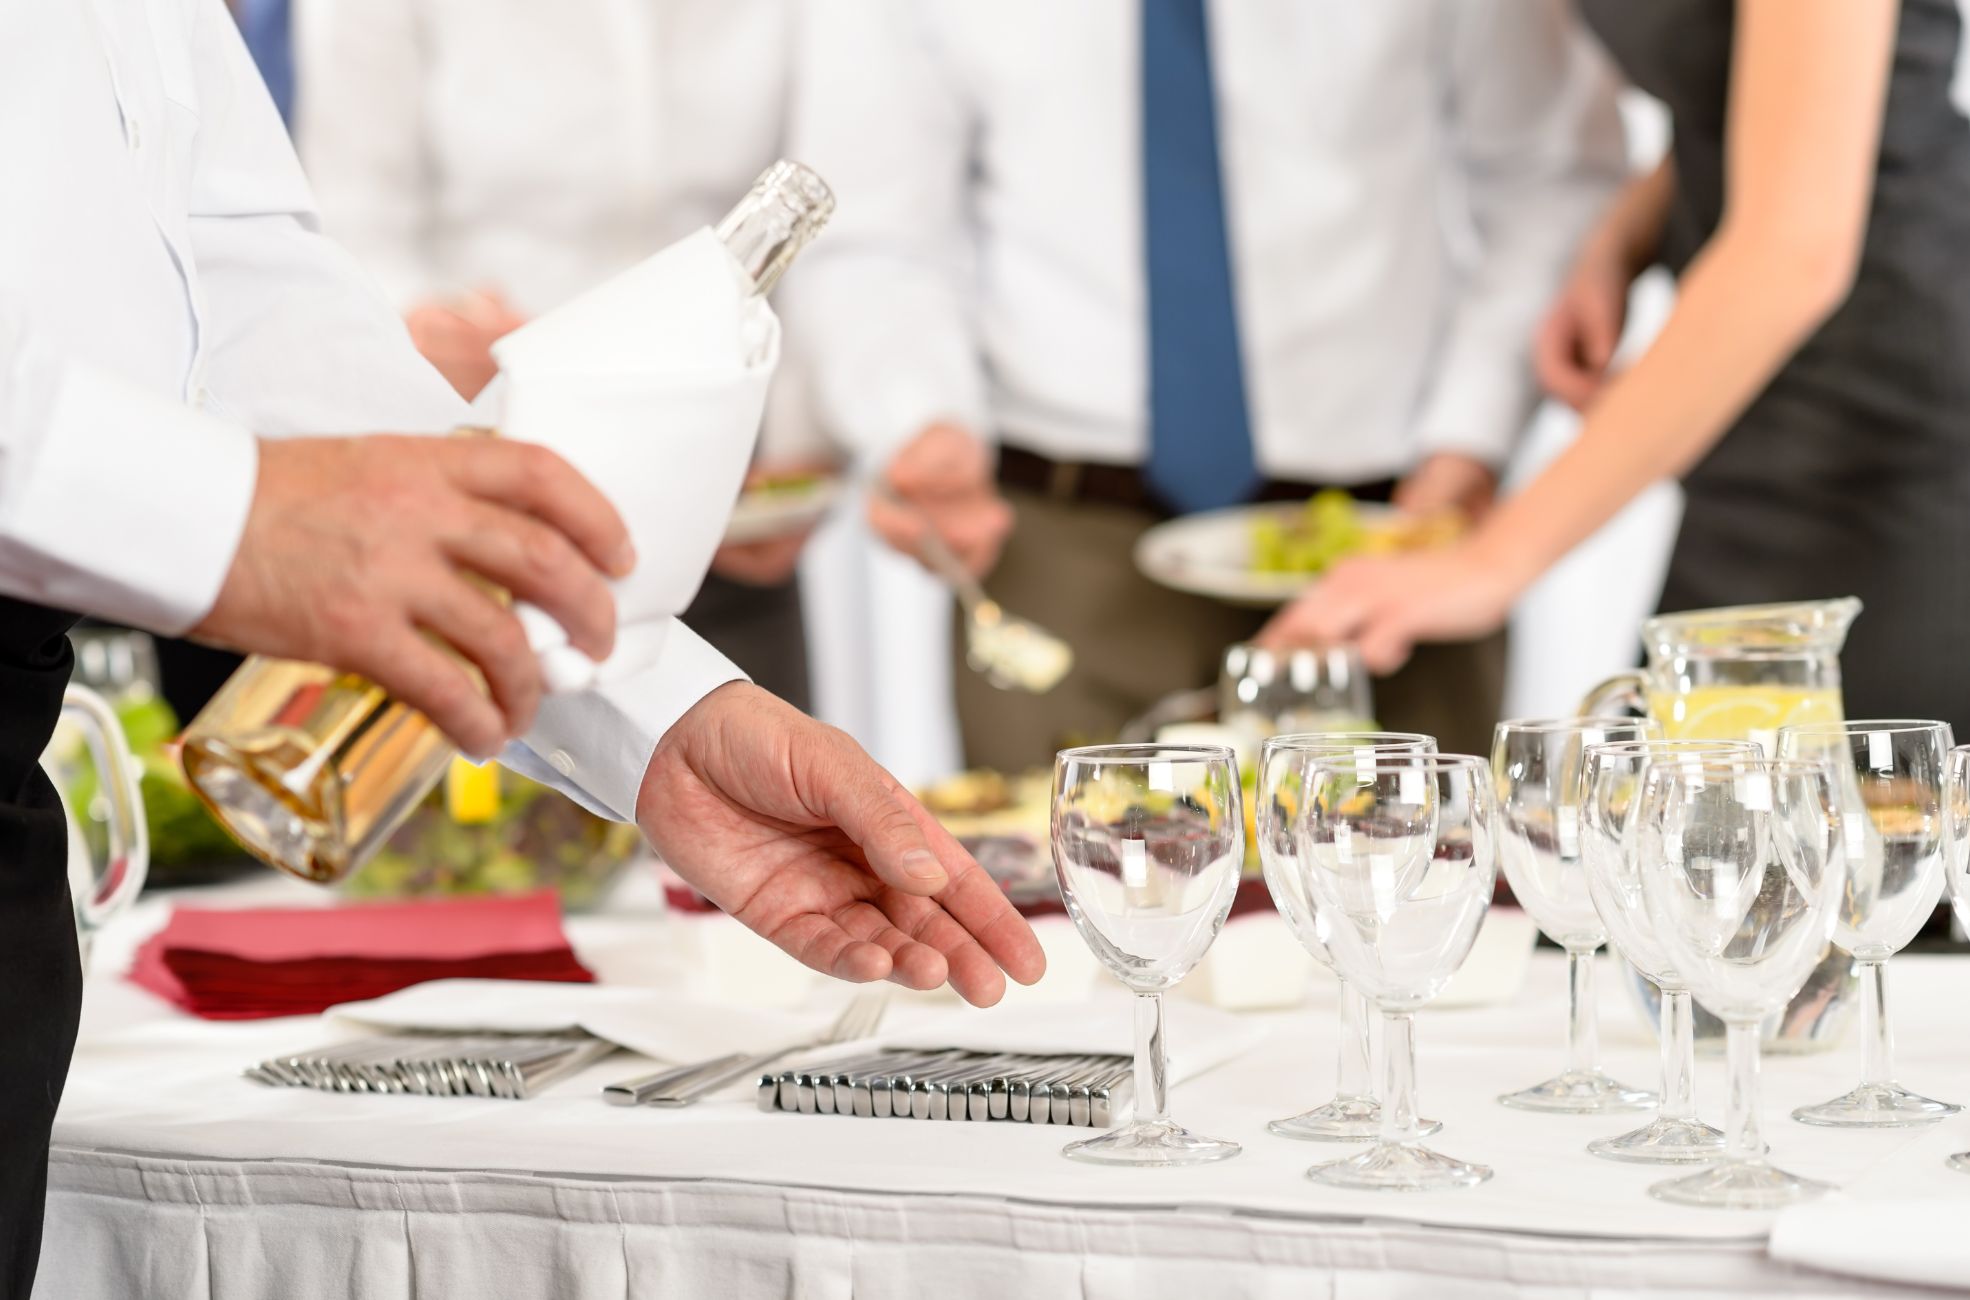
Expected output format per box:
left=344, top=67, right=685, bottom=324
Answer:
left=711, top=533, right=809, bottom=586
left=867, top=423, right=1013, bottom=577
left=1254, top=544, right=1519, bottom=674
left=193, top=436, right=635, bottom=758
left=1533, top=239, right=1635, bottom=412
left=405, top=290, right=528, bottom=401
left=639, top=683, right=1047, bottom=1006
left=1391, top=453, right=1498, bottom=522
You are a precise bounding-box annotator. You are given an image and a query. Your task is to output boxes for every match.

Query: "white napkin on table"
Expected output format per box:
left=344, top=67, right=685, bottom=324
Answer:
left=1768, top=1194, right=1970, bottom=1290
left=478, top=228, right=776, bottom=692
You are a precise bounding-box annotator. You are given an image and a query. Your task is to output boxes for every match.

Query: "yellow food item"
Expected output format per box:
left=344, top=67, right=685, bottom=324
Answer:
left=1647, top=686, right=1844, bottom=748
left=1249, top=490, right=1462, bottom=576
left=444, top=756, right=501, bottom=825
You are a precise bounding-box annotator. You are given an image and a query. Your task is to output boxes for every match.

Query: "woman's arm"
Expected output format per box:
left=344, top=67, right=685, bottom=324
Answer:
left=1260, top=0, right=1901, bottom=670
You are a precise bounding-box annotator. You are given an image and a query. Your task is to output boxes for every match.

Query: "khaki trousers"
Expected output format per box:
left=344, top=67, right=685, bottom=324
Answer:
left=954, top=487, right=1507, bottom=770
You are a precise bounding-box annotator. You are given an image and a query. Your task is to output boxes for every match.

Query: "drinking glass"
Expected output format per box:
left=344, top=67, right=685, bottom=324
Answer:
left=1943, top=745, right=1970, bottom=1173
left=1580, top=740, right=1759, bottom=1162
left=1493, top=717, right=1662, bottom=1112
left=1297, top=754, right=1499, bottom=1190
left=1638, top=756, right=1846, bottom=1208
left=1256, top=731, right=1439, bottom=1142
left=1052, top=744, right=1244, bottom=1166
left=1219, top=643, right=1376, bottom=741
left=1778, top=720, right=1957, bottom=1127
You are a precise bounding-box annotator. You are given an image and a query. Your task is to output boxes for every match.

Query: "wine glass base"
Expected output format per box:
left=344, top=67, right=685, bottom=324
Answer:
left=1498, top=1069, right=1655, bottom=1114
left=1647, top=1158, right=1833, bottom=1210
left=1062, top=1119, right=1242, bottom=1167
left=1267, top=1097, right=1442, bottom=1143
left=1791, top=1083, right=1961, bottom=1128
left=1306, top=1140, right=1492, bottom=1192
left=1945, top=1152, right=1970, bottom=1175
left=1587, top=1115, right=1726, bottom=1164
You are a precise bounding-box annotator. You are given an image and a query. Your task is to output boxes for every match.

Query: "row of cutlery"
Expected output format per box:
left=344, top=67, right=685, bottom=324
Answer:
left=245, top=1032, right=616, bottom=1100
left=758, top=1049, right=1133, bottom=1126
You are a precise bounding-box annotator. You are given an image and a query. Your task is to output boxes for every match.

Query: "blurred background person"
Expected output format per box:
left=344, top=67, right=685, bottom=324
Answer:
left=787, top=0, right=1625, bottom=767
left=1262, top=0, right=1970, bottom=736
left=296, top=0, right=819, bottom=710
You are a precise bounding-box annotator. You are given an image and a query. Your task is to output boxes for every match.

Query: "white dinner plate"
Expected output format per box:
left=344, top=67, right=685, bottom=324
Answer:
left=721, top=476, right=843, bottom=545
left=1133, top=501, right=1400, bottom=609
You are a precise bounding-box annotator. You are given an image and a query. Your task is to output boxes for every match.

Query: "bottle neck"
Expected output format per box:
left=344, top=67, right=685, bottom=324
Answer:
left=716, top=160, right=835, bottom=297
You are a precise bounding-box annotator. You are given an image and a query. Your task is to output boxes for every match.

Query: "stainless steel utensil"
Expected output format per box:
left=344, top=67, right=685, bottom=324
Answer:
left=639, top=990, right=889, bottom=1108
left=756, top=1048, right=1131, bottom=1127
left=248, top=1031, right=615, bottom=1101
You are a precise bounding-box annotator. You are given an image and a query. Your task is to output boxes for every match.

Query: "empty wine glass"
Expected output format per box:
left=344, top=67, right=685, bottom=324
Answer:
left=1580, top=740, right=1758, bottom=1162
left=1777, top=720, right=1956, bottom=1127
left=1297, top=753, right=1499, bottom=1191
left=1943, top=745, right=1970, bottom=1174
left=1493, top=717, right=1662, bottom=1113
left=1052, top=744, right=1244, bottom=1166
left=1638, top=756, right=1846, bottom=1208
left=1256, top=731, right=1440, bottom=1142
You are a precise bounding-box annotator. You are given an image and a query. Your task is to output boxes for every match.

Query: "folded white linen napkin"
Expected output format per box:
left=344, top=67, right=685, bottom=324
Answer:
left=477, top=228, right=777, bottom=691
left=879, top=997, right=1267, bottom=1087
left=1768, top=1193, right=1970, bottom=1290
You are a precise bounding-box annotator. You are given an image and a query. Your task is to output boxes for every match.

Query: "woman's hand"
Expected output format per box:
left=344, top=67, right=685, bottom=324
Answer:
left=1254, top=544, right=1521, bottom=674
left=1533, top=238, right=1636, bottom=412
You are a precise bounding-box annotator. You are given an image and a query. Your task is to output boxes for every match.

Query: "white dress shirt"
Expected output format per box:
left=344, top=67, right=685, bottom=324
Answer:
left=0, top=0, right=741, bottom=822
left=787, top=0, right=1627, bottom=483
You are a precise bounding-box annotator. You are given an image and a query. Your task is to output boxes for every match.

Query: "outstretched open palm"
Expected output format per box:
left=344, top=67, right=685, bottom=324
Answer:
left=638, top=684, right=1045, bottom=1006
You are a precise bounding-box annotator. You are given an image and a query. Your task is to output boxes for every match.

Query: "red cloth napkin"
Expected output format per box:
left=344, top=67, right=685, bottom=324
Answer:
left=130, top=892, right=593, bottom=1020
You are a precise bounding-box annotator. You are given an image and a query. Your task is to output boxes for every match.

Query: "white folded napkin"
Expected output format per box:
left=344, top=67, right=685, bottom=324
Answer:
left=1768, top=1193, right=1970, bottom=1290
left=880, top=997, right=1266, bottom=1087
left=478, top=227, right=777, bottom=691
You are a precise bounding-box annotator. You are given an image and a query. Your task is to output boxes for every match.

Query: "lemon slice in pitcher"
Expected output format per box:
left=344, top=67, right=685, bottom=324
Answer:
left=1648, top=685, right=1844, bottom=750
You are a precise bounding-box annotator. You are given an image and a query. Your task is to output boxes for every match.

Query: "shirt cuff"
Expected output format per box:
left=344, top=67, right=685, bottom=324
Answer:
left=3, top=367, right=258, bottom=634
left=507, top=619, right=749, bottom=823
left=1410, top=354, right=1535, bottom=471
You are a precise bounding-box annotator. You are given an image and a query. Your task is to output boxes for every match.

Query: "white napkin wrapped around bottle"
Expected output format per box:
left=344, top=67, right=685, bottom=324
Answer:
left=475, top=227, right=777, bottom=692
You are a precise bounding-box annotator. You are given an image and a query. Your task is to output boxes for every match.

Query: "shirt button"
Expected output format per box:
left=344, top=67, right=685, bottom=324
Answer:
left=547, top=749, right=576, bottom=777
left=125, top=117, right=141, bottom=151
left=191, top=384, right=209, bottom=409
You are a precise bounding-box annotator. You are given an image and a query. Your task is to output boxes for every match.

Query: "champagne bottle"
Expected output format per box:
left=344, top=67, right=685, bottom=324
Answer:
left=180, top=161, right=835, bottom=883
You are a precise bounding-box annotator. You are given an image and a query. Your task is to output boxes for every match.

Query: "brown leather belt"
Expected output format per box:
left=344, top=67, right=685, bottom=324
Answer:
left=995, top=444, right=1395, bottom=518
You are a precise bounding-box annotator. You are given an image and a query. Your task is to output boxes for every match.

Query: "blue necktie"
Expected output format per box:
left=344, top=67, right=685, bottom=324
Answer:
left=235, top=0, right=296, bottom=127
left=1142, top=0, right=1259, bottom=515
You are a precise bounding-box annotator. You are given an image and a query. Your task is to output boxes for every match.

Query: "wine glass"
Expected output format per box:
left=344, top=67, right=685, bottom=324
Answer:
left=1296, top=753, right=1499, bottom=1190
left=1492, top=717, right=1662, bottom=1113
left=1580, top=740, right=1758, bottom=1162
left=1638, top=756, right=1846, bottom=1208
left=1777, top=720, right=1957, bottom=1127
left=1255, top=731, right=1439, bottom=1142
left=1943, top=745, right=1970, bottom=1173
left=1052, top=744, right=1244, bottom=1166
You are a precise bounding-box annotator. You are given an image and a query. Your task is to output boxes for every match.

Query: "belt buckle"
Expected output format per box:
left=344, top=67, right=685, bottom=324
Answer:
left=1048, top=459, right=1083, bottom=501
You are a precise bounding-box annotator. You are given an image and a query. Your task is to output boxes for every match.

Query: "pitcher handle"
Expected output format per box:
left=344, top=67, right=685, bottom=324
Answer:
left=61, top=686, right=150, bottom=933
left=1578, top=670, right=1648, bottom=721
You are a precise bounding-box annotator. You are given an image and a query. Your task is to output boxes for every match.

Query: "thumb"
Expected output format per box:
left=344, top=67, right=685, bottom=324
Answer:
left=811, top=738, right=951, bottom=895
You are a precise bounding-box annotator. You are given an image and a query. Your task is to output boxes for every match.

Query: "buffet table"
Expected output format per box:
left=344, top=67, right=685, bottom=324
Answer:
left=34, top=877, right=1970, bottom=1299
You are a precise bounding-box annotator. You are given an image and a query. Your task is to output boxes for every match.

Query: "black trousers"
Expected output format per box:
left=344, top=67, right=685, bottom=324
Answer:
left=0, top=597, right=82, bottom=1298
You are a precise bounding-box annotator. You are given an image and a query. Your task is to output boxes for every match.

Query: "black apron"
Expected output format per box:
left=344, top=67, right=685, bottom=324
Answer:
left=0, top=597, right=82, bottom=1298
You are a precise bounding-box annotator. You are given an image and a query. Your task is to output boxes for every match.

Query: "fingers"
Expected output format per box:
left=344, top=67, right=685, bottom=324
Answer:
left=867, top=490, right=928, bottom=556
left=867, top=486, right=1012, bottom=576
left=765, top=911, right=895, bottom=985
left=410, top=573, right=545, bottom=740
left=448, top=441, right=636, bottom=581
left=910, top=807, right=1046, bottom=990
left=809, top=738, right=951, bottom=896
left=1533, top=307, right=1599, bottom=412
left=355, top=627, right=508, bottom=758
left=834, top=901, right=949, bottom=991
left=443, top=502, right=617, bottom=660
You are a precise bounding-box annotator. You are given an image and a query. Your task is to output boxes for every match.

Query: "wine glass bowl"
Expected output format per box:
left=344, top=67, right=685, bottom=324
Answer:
left=1052, top=744, right=1244, bottom=1166
left=1296, top=754, right=1498, bottom=1192
left=1638, top=755, right=1846, bottom=1209
left=1493, top=717, right=1661, bottom=1114
left=1256, top=732, right=1439, bottom=1142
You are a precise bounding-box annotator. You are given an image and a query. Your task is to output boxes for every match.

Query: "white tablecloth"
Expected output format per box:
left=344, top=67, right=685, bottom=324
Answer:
left=34, top=880, right=1970, bottom=1299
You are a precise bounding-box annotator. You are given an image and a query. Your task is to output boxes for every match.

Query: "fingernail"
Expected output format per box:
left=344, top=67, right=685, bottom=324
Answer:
left=903, top=850, right=947, bottom=884
left=610, top=541, right=637, bottom=578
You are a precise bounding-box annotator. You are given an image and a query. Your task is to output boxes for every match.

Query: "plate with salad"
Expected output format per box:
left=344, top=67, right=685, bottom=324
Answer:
left=1133, top=489, right=1464, bottom=607
left=722, top=470, right=843, bottom=545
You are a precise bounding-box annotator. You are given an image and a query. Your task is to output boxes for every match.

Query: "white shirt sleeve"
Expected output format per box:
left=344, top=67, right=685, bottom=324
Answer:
left=781, top=0, right=990, bottom=463
left=1411, top=0, right=1628, bottom=469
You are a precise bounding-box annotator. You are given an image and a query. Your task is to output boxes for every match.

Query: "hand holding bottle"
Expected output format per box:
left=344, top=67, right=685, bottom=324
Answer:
left=192, top=435, right=634, bottom=758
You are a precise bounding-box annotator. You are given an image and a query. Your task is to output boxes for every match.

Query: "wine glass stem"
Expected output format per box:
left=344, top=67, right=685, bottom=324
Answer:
left=1336, top=978, right=1372, bottom=1102
left=1133, top=991, right=1170, bottom=1126
left=1724, top=1018, right=1764, bottom=1163
left=1659, top=987, right=1697, bottom=1123
left=1565, top=946, right=1600, bottom=1076
left=1378, top=1008, right=1420, bottom=1146
left=1859, top=959, right=1893, bottom=1088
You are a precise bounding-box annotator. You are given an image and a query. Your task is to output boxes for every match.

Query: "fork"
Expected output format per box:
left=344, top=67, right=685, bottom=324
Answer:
left=636, top=990, right=890, bottom=1109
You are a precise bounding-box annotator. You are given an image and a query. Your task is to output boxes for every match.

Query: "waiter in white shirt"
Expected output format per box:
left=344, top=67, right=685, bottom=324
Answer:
left=295, top=0, right=820, bottom=708
left=0, top=4, right=1039, bottom=1288
left=789, top=0, right=1625, bottom=764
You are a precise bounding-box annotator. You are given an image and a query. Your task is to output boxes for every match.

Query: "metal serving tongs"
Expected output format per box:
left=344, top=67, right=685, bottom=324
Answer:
left=877, top=485, right=1073, bottom=694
